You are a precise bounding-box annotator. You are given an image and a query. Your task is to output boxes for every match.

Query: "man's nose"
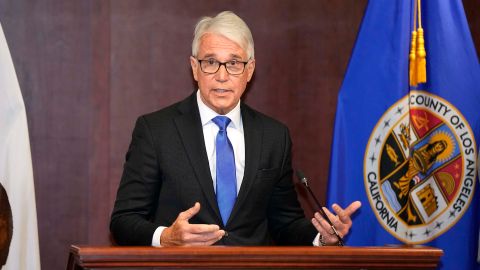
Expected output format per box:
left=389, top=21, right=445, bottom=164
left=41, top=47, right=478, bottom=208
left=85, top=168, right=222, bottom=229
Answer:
left=215, top=64, right=229, bottom=82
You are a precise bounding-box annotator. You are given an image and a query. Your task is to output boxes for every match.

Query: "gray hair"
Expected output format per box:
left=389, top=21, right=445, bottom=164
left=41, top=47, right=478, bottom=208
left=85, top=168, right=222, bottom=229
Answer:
left=192, top=11, right=255, bottom=59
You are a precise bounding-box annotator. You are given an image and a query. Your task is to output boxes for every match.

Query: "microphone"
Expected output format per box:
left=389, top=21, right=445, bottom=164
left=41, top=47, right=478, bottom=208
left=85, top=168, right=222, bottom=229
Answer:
left=295, top=170, right=344, bottom=246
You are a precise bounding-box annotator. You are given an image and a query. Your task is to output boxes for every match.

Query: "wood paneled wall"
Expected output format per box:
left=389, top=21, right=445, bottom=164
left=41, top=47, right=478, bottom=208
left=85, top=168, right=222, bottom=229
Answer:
left=0, top=1, right=478, bottom=269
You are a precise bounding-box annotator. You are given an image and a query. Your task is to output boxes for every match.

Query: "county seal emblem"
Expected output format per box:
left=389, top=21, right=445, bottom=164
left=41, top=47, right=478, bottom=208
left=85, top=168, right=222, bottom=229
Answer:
left=364, top=91, right=476, bottom=243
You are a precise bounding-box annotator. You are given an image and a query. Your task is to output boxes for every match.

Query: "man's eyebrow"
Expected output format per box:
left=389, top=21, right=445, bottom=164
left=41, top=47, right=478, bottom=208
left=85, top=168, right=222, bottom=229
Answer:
left=200, top=53, right=243, bottom=60
left=229, top=54, right=242, bottom=59
left=202, top=53, right=217, bottom=58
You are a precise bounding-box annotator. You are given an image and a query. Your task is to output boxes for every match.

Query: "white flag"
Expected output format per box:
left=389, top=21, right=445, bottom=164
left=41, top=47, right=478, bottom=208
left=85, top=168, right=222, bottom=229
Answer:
left=0, top=22, right=41, bottom=270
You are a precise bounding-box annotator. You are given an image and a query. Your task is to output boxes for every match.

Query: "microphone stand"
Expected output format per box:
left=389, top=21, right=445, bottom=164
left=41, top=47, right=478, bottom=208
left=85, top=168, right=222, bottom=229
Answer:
left=296, top=170, right=344, bottom=246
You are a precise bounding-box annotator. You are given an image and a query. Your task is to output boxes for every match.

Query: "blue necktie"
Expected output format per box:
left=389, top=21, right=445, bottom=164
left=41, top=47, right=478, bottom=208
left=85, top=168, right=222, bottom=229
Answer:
left=212, top=116, right=237, bottom=225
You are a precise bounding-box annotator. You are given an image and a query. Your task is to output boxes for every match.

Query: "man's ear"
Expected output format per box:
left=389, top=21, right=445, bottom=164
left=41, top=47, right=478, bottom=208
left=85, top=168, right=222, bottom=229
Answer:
left=190, top=56, right=199, bottom=82
left=246, top=59, right=255, bottom=82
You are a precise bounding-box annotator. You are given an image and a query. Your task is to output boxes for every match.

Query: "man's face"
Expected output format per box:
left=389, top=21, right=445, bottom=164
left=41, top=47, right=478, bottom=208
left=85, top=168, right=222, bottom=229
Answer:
left=190, top=33, right=255, bottom=115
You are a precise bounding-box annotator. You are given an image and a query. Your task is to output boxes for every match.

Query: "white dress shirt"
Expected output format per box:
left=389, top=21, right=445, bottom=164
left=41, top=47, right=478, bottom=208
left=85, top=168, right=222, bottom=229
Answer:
left=196, top=90, right=245, bottom=193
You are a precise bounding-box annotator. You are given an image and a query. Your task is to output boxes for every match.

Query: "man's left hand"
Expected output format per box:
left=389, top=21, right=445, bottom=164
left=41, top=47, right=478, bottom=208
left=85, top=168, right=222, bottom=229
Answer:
left=311, top=201, right=361, bottom=245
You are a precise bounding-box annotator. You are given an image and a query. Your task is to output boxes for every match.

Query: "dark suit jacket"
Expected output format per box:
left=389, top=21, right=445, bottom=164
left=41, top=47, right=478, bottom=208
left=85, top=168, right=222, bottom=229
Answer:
left=110, top=93, right=317, bottom=246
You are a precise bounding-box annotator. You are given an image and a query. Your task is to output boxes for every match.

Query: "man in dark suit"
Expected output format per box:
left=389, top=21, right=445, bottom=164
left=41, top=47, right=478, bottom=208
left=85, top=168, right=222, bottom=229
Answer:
left=110, top=11, right=361, bottom=247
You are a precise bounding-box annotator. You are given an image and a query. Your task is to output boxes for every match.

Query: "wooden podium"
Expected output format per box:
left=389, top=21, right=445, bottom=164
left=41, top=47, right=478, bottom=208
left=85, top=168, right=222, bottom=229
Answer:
left=67, top=245, right=443, bottom=269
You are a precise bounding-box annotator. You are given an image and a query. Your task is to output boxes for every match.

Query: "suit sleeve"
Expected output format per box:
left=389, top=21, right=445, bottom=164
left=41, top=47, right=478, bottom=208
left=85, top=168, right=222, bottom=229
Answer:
left=267, top=127, right=318, bottom=245
left=110, top=116, right=161, bottom=245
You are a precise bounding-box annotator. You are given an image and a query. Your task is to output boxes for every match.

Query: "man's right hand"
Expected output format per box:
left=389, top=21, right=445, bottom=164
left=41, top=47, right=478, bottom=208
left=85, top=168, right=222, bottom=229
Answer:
left=160, top=202, right=225, bottom=246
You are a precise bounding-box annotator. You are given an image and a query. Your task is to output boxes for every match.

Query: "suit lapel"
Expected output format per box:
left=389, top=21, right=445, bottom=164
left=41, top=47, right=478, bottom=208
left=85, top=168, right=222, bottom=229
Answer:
left=227, top=104, right=262, bottom=224
left=174, top=94, right=222, bottom=222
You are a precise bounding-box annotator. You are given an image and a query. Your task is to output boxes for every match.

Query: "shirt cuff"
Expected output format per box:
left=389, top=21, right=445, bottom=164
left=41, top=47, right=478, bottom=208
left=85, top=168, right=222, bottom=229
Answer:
left=312, top=233, right=320, bottom=246
left=152, top=226, right=167, bottom=247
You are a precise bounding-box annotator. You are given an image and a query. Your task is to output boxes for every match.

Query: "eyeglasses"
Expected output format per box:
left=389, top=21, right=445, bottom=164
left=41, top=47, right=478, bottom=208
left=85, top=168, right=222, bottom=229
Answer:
left=196, top=58, right=249, bottom=75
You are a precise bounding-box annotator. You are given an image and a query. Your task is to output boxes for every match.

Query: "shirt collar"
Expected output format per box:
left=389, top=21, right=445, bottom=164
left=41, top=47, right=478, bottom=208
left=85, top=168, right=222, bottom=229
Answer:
left=196, top=90, right=241, bottom=129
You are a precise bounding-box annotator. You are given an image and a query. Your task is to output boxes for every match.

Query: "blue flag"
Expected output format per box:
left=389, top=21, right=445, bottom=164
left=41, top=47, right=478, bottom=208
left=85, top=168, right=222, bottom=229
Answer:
left=327, top=1, right=480, bottom=269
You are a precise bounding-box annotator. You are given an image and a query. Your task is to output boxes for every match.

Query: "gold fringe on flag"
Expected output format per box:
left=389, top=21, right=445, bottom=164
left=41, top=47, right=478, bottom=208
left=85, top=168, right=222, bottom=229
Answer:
left=409, top=0, right=427, bottom=86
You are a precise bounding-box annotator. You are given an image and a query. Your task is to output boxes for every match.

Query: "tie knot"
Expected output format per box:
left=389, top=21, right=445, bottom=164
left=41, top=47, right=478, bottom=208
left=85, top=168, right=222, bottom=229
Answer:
left=212, top=116, right=231, bottom=131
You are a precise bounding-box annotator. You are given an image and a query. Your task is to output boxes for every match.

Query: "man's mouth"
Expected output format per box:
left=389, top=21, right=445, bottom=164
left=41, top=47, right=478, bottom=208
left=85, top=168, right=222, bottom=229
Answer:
left=213, top=88, right=231, bottom=93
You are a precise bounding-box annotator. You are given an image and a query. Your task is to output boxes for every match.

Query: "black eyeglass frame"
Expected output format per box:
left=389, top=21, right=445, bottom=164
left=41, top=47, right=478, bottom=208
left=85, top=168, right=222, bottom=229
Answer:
left=195, top=58, right=250, bottom=75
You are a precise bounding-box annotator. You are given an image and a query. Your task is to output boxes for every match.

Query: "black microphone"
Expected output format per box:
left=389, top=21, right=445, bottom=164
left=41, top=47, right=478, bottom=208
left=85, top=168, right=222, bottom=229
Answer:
left=295, top=170, right=344, bottom=246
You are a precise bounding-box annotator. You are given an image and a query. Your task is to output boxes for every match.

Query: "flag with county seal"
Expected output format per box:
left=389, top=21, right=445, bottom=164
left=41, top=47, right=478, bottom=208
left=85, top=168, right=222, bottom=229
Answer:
left=327, top=1, right=480, bottom=269
left=0, top=22, right=41, bottom=269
